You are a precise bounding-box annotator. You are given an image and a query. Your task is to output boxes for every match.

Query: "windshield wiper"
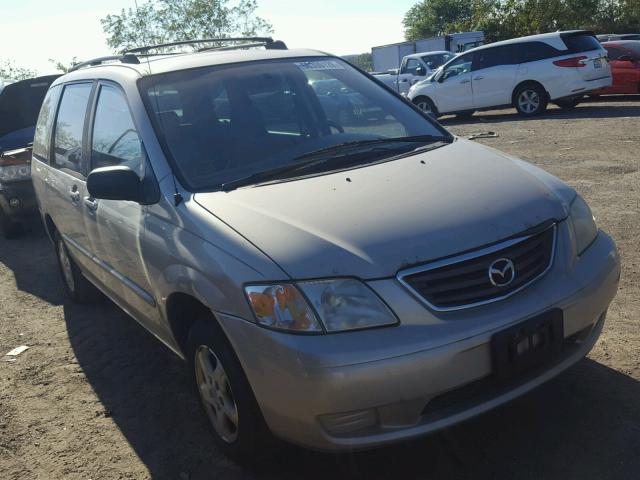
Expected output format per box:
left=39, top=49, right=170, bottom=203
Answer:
left=292, top=134, right=450, bottom=163
left=220, top=135, right=452, bottom=192
left=221, top=159, right=326, bottom=192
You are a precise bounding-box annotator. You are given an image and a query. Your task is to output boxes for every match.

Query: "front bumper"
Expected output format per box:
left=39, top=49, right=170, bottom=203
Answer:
left=0, top=179, right=37, bottom=220
left=218, top=226, right=620, bottom=451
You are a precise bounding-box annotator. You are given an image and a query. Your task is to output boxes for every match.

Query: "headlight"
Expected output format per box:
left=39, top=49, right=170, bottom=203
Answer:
left=244, top=279, right=398, bottom=333
left=0, top=164, right=31, bottom=183
left=570, top=195, right=598, bottom=255
left=244, top=284, right=322, bottom=333
left=298, top=279, right=398, bottom=332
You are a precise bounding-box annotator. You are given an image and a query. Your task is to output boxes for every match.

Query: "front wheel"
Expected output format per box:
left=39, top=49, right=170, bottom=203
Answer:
left=514, top=84, right=548, bottom=116
left=412, top=96, right=438, bottom=118
left=187, top=318, right=272, bottom=462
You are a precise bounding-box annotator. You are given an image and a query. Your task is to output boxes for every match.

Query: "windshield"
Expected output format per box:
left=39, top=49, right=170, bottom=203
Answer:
left=140, top=57, right=450, bottom=191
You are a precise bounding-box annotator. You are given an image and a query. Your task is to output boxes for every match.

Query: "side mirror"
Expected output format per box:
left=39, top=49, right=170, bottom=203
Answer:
left=87, top=166, right=142, bottom=202
left=415, top=66, right=426, bottom=76
left=618, top=54, right=633, bottom=62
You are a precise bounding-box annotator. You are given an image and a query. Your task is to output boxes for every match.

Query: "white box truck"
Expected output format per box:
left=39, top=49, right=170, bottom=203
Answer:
left=372, top=31, right=485, bottom=72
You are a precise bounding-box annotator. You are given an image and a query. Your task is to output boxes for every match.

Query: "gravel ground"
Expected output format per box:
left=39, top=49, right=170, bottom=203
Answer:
left=1, top=97, right=639, bottom=480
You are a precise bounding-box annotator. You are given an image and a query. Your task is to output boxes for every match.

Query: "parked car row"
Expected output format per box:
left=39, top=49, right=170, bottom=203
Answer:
left=23, top=36, right=619, bottom=463
left=407, top=30, right=613, bottom=118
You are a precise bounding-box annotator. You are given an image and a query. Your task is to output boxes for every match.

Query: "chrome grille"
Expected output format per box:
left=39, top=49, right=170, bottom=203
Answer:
left=398, top=225, right=556, bottom=311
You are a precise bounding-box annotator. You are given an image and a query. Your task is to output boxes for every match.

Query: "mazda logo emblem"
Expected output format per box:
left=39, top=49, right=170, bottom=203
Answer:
left=488, top=258, right=516, bottom=287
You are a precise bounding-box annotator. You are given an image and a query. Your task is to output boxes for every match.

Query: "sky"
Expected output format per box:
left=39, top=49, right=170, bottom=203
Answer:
left=0, top=0, right=416, bottom=75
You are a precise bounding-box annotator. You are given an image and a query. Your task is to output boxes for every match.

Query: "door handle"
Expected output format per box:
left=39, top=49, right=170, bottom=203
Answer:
left=460, top=79, right=471, bottom=84
left=84, top=197, right=98, bottom=212
left=473, top=76, right=484, bottom=80
left=69, top=189, right=80, bottom=203
left=400, top=78, right=408, bottom=82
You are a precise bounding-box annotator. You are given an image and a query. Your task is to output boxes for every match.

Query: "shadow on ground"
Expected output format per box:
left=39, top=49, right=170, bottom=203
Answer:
left=2, top=222, right=639, bottom=480
left=440, top=96, right=640, bottom=125
left=0, top=221, right=63, bottom=304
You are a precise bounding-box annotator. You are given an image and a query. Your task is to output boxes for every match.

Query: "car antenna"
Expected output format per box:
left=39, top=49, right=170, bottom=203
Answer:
left=134, top=0, right=184, bottom=207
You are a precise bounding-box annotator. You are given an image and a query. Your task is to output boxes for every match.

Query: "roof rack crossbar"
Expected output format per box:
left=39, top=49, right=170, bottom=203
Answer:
left=198, top=40, right=285, bottom=52
left=68, top=54, right=140, bottom=72
left=123, top=37, right=277, bottom=54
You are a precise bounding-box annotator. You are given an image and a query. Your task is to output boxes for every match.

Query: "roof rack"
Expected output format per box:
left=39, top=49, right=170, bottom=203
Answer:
left=123, top=37, right=287, bottom=54
left=68, top=54, right=140, bottom=72
left=67, top=37, right=287, bottom=73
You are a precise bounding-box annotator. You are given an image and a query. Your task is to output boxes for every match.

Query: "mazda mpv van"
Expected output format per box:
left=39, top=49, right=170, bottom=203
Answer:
left=31, top=37, right=620, bottom=460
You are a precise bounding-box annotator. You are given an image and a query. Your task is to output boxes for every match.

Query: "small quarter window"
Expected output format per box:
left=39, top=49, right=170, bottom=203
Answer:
left=53, top=83, right=93, bottom=174
left=91, top=85, right=145, bottom=175
left=33, top=85, right=61, bottom=161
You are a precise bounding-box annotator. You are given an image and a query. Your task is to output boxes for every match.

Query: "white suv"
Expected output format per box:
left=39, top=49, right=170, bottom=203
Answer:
left=408, top=30, right=612, bottom=117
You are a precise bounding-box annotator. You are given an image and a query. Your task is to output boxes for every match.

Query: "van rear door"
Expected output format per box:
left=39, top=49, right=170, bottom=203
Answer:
left=559, top=32, right=611, bottom=82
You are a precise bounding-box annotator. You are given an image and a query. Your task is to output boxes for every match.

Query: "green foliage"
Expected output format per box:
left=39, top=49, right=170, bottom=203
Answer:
left=48, top=58, right=80, bottom=74
left=404, top=0, right=474, bottom=39
left=404, top=0, right=640, bottom=42
left=0, top=60, right=38, bottom=81
left=101, top=0, right=273, bottom=51
left=345, top=53, right=373, bottom=71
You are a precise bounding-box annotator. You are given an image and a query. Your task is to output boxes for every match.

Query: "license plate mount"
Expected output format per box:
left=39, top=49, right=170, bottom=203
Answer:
left=491, top=309, right=564, bottom=382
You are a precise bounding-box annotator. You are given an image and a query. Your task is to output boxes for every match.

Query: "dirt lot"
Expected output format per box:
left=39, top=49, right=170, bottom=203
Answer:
left=1, top=97, right=639, bottom=480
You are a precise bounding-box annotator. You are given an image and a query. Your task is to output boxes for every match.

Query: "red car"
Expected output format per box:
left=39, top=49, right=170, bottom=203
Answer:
left=593, top=41, right=640, bottom=94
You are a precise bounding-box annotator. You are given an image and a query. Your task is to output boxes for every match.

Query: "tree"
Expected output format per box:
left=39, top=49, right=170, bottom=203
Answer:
left=101, top=0, right=273, bottom=51
left=0, top=60, right=38, bottom=81
left=48, top=57, right=80, bottom=74
left=403, top=0, right=640, bottom=43
left=403, top=0, right=474, bottom=40
left=344, top=53, right=373, bottom=71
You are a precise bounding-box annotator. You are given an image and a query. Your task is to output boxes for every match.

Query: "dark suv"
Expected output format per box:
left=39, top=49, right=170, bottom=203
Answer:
left=0, top=74, right=59, bottom=237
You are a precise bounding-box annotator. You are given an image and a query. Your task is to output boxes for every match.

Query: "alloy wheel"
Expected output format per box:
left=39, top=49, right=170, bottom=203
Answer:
left=195, top=345, right=239, bottom=443
left=416, top=100, right=432, bottom=114
left=518, top=89, right=540, bottom=114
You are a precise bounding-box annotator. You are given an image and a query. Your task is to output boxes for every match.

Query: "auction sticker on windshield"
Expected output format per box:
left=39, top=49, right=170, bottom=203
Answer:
left=295, top=60, right=345, bottom=71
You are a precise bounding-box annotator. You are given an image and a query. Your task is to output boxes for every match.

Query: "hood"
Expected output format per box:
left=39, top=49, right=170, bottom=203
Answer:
left=195, top=140, right=569, bottom=280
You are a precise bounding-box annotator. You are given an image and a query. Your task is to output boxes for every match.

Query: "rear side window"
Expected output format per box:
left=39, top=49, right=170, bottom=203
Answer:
left=562, top=33, right=601, bottom=53
left=91, top=84, right=144, bottom=175
left=33, top=85, right=61, bottom=161
left=473, top=45, right=519, bottom=70
left=53, top=83, right=93, bottom=175
left=518, top=42, right=563, bottom=63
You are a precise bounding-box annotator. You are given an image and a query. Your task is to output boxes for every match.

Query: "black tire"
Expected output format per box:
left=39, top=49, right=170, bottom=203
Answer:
left=412, top=96, right=438, bottom=118
left=54, top=231, right=99, bottom=303
left=513, top=83, right=548, bottom=117
left=187, top=317, right=273, bottom=463
left=554, top=97, right=582, bottom=109
left=0, top=211, right=22, bottom=239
